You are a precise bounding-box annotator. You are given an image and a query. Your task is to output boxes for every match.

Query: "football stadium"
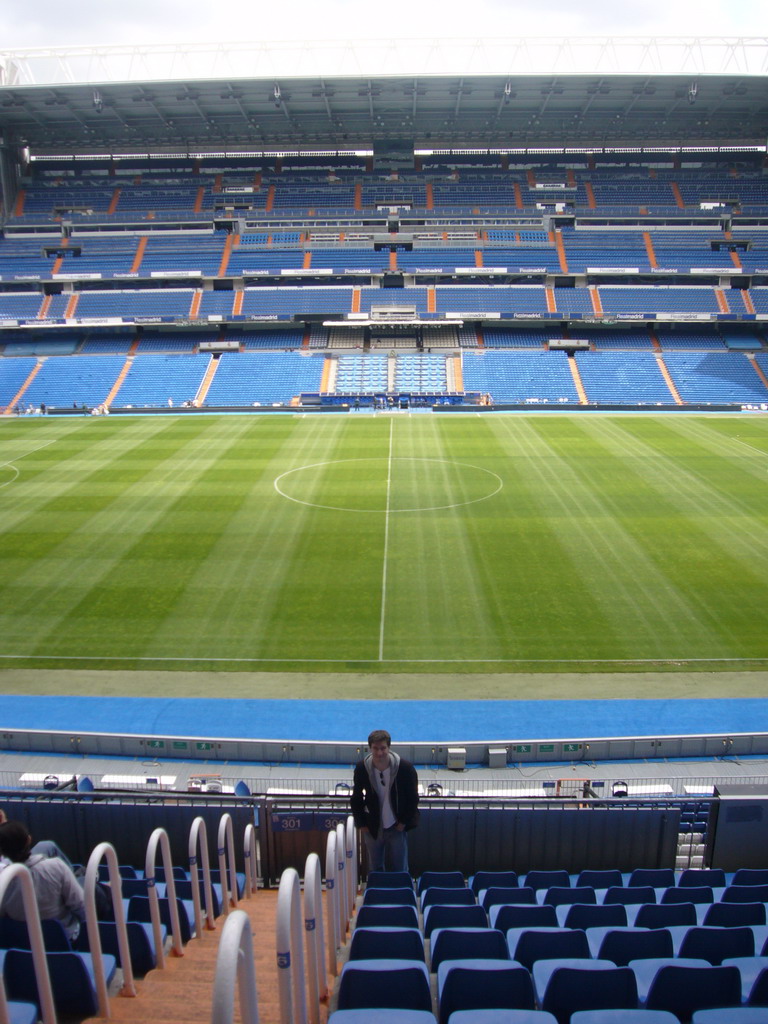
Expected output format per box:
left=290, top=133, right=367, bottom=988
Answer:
left=1, top=31, right=768, bottom=1024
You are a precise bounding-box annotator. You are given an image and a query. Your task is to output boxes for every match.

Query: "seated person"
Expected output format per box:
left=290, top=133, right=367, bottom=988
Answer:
left=0, top=808, right=74, bottom=869
left=0, top=820, right=85, bottom=941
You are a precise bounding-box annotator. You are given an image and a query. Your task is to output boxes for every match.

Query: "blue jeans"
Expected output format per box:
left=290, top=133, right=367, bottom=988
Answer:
left=363, top=826, right=408, bottom=873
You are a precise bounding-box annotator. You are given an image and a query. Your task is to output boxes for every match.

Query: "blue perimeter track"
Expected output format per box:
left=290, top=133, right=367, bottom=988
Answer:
left=1, top=695, right=765, bottom=745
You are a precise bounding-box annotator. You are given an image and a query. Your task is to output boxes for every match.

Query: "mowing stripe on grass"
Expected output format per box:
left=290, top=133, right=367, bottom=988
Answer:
left=378, top=418, right=393, bottom=661
left=0, top=415, right=766, bottom=670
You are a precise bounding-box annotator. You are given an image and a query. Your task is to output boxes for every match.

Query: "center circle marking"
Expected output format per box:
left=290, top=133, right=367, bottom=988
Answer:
left=274, top=457, right=503, bottom=513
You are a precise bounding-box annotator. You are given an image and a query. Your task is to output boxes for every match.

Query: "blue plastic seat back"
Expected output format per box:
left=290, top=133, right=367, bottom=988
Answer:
left=363, top=886, right=418, bottom=908
left=483, top=887, right=536, bottom=911
left=0, top=918, right=71, bottom=952
left=102, top=921, right=160, bottom=974
left=542, top=964, right=638, bottom=1024
left=97, top=863, right=139, bottom=881
left=733, top=870, right=768, bottom=888
left=492, top=904, right=559, bottom=931
left=438, top=961, right=535, bottom=1024
left=418, top=871, right=466, bottom=894
left=422, top=887, right=476, bottom=909
left=154, top=865, right=188, bottom=882
left=635, top=902, right=697, bottom=928
left=424, top=904, right=487, bottom=938
left=525, top=871, right=571, bottom=892
left=661, top=886, right=713, bottom=905
left=563, top=904, right=627, bottom=930
left=704, top=902, right=766, bottom=927
left=367, top=871, right=413, bottom=890
left=126, top=894, right=194, bottom=944
left=355, top=905, right=420, bottom=931
left=470, top=871, right=519, bottom=895
left=604, top=886, right=656, bottom=906
left=679, top=926, right=755, bottom=965
left=576, top=870, right=624, bottom=890
left=87, top=920, right=161, bottom=976
left=679, top=869, right=727, bottom=889
left=348, top=927, right=425, bottom=962
left=628, top=869, right=675, bottom=889
left=646, top=963, right=742, bottom=1019
left=511, top=928, right=591, bottom=971
left=207, top=868, right=245, bottom=898
left=430, top=927, right=508, bottom=972
left=724, top=886, right=768, bottom=904
left=173, top=878, right=221, bottom=917
left=4, top=949, right=107, bottom=1019
left=544, top=886, right=596, bottom=908
left=337, top=959, right=432, bottom=1012
left=119, top=878, right=158, bottom=899
left=598, top=927, right=674, bottom=966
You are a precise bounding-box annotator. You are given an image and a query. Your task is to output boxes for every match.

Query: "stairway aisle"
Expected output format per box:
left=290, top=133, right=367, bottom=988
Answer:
left=84, top=889, right=327, bottom=1024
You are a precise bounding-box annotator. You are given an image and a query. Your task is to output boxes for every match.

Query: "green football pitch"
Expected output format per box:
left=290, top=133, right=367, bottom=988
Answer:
left=1, top=412, right=767, bottom=682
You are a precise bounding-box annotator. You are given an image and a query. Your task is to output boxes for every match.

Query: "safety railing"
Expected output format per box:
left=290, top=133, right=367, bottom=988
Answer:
left=188, top=816, right=216, bottom=936
left=0, top=862, right=56, bottom=1024
left=302, top=852, right=328, bottom=1024
left=243, top=821, right=259, bottom=898
left=217, top=812, right=239, bottom=913
left=84, top=841, right=137, bottom=1014
left=276, top=868, right=307, bottom=1024
left=145, top=827, right=185, bottom=962
left=3, top=770, right=765, bottom=800
left=210, top=910, right=259, bottom=1024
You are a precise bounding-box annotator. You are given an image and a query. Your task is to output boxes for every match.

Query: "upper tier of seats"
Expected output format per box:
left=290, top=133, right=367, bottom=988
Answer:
left=9, top=154, right=768, bottom=225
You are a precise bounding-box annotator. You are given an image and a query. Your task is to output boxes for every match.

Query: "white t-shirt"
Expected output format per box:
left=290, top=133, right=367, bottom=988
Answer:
left=373, top=765, right=397, bottom=829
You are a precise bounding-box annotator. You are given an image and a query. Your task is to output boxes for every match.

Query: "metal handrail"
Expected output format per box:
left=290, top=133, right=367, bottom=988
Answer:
left=189, top=816, right=216, bottom=936
left=145, top=827, right=184, bottom=962
left=276, top=867, right=307, bottom=1024
left=302, top=852, right=327, bottom=1024
left=84, top=841, right=137, bottom=1014
left=209, top=910, right=259, bottom=1024
left=334, top=822, right=347, bottom=946
left=0, top=862, right=56, bottom=1024
left=243, top=822, right=259, bottom=898
left=344, top=815, right=357, bottom=919
left=323, top=829, right=339, bottom=977
left=217, top=812, right=238, bottom=913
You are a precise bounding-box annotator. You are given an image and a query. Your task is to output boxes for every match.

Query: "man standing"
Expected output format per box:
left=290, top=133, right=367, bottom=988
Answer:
left=351, top=729, right=419, bottom=873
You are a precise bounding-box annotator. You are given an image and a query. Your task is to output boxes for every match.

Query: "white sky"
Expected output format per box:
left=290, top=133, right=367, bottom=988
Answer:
left=1, top=0, right=767, bottom=50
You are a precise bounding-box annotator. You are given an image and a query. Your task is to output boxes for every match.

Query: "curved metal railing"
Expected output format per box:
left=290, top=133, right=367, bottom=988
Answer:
left=0, top=862, right=56, bottom=1024
left=209, top=910, right=259, bottom=1024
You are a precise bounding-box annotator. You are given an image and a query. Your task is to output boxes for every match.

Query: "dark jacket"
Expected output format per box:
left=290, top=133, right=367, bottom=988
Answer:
left=351, top=751, right=420, bottom=836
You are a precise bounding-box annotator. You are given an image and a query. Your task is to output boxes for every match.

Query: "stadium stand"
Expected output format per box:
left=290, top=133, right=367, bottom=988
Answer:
left=1, top=148, right=767, bottom=412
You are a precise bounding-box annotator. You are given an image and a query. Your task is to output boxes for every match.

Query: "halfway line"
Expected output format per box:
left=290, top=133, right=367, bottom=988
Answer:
left=378, top=419, right=394, bottom=661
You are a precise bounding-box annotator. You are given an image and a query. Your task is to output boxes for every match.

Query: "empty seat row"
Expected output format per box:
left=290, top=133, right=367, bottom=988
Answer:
left=336, top=946, right=768, bottom=1022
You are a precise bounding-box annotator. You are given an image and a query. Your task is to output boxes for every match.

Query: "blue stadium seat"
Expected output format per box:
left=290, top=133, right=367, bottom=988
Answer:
left=337, top=960, right=432, bottom=1013
left=437, top=959, right=536, bottom=1024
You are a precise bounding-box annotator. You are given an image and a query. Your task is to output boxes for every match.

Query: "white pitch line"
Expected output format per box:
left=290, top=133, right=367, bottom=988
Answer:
left=731, top=437, right=768, bottom=457
left=0, top=654, right=764, bottom=665
left=378, top=419, right=394, bottom=661
left=0, top=437, right=58, bottom=471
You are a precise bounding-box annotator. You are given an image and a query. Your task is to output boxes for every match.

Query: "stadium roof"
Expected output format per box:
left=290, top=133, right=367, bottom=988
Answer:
left=0, top=37, right=766, bottom=153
